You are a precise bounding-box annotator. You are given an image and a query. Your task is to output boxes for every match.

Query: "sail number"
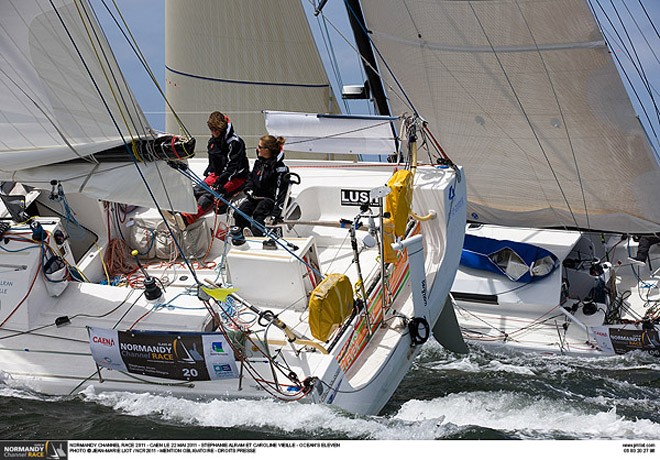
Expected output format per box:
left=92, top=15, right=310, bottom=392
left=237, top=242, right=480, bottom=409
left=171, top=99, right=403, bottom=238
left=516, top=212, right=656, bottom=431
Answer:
left=182, top=368, right=199, bottom=378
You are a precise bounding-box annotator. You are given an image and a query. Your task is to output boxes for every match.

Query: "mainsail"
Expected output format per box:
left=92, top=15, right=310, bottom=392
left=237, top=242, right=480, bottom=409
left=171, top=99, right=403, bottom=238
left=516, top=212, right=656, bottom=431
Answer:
left=0, top=0, right=196, bottom=212
left=358, top=0, right=660, bottom=233
left=164, top=0, right=340, bottom=156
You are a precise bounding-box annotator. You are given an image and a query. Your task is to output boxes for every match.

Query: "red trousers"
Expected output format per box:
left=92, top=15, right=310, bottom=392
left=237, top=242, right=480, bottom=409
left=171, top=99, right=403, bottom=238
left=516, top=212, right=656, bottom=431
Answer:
left=181, top=174, right=246, bottom=225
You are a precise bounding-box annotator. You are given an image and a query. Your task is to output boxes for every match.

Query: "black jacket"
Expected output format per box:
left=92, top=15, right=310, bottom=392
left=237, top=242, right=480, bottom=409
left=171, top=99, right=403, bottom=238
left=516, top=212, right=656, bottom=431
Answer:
left=244, top=151, right=289, bottom=217
left=204, top=122, right=249, bottom=185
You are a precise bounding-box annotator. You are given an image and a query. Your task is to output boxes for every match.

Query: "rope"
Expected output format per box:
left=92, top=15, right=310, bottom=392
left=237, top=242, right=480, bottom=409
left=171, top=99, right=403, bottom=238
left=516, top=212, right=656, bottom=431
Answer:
left=104, top=238, right=139, bottom=277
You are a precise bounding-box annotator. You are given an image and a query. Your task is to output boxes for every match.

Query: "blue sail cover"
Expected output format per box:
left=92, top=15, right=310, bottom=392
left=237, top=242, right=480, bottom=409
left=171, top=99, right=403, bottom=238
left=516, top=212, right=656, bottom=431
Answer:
left=461, top=235, right=559, bottom=283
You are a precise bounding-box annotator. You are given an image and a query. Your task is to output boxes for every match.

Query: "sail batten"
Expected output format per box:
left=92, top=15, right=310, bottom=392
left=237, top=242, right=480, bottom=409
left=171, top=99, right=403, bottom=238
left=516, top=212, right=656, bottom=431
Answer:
left=360, top=0, right=660, bottom=232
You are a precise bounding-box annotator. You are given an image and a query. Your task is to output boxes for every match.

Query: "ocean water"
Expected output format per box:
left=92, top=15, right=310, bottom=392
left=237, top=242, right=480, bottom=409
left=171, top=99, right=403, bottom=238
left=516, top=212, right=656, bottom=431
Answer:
left=1, top=340, right=658, bottom=442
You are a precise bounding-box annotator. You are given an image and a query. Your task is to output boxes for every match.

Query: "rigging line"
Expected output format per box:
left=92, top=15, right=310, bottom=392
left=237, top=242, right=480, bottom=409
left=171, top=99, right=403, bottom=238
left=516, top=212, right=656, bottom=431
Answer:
left=514, top=2, right=591, bottom=230
left=622, top=2, right=660, bottom=78
left=314, top=12, right=350, bottom=114
left=468, top=2, right=580, bottom=230
left=0, top=69, right=97, bottom=166
left=101, top=0, right=192, bottom=139
left=590, top=0, right=660, bottom=144
left=0, top=4, right=97, bottom=163
left=51, top=0, right=202, bottom=285
left=620, top=3, right=660, bottom=108
left=305, top=0, right=411, bottom=115
left=607, top=0, right=654, bottom=94
left=605, top=0, right=660, bottom=125
left=87, top=0, right=150, bottom=138
left=342, top=0, right=417, bottom=116
left=637, top=0, right=660, bottom=40
left=72, top=0, right=143, bottom=159
left=1, top=3, right=104, bottom=147
left=393, top=12, right=562, bottom=198
left=607, top=40, right=660, bottom=154
left=51, top=0, right=140, bottom=150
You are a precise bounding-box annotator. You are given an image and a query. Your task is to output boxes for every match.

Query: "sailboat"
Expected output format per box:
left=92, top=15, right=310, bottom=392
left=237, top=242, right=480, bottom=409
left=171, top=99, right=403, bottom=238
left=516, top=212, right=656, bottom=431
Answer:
left=0, top=0, right=467, bottom=415
left=351, top=0, right=660, bottom=356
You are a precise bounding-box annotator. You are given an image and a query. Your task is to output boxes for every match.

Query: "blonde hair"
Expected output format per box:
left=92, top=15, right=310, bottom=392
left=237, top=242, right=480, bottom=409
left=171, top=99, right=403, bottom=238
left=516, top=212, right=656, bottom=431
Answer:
left=259, top=135, right=286, bottom=155
left=207, top=111, right=228, bottom=133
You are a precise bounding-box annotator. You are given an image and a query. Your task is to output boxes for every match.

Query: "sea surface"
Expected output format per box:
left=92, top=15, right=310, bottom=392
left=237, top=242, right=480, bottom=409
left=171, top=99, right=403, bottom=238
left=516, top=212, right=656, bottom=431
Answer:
left=1, top=340, right=658, bottom=442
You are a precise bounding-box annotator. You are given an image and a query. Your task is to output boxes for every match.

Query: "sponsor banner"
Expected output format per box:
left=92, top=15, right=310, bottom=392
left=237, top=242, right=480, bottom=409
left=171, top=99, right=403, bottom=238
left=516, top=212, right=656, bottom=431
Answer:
left=88, top=328, right=238, bottom=381
left=202, top=334, right=240, bottom=380
left=89, top=328, right=127, bottom=372
left=340, top=189, right=379, bottom=207
left=590, top=326, right=615, bottom=354
left=0, top=441, right=67, bottom=459
left=590, top=326, right=660, bottom=355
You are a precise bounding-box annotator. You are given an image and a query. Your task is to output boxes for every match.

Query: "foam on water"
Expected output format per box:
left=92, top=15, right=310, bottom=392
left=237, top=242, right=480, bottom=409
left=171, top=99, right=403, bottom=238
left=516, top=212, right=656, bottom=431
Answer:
left=80, top=387, right=454, bottom=440
left=78, top=382, right=660, bottom=440
left=424, top=341, right=659, bottom=381
left=0, top=340, right=657, bottom=440
left=394, top=391, right=660, bottom=440
left=0, top=385, right=63, bottom=403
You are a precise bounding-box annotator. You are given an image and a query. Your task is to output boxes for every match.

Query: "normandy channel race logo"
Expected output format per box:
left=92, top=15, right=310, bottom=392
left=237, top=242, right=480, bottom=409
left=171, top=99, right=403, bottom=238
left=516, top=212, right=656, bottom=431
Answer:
left=1, top=441, right=67, bottom=460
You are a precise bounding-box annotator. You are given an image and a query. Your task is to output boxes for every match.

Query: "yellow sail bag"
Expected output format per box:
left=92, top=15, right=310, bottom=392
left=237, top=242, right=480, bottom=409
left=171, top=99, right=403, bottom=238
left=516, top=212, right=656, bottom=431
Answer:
left=308, top=274, right=354, bottom=342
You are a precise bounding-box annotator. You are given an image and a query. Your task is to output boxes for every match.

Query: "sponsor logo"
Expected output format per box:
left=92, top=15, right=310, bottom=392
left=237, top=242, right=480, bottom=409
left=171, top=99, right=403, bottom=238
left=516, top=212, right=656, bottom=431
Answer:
left=0, top=441, right=67, bottom=460
left=340, top=189, right=379, bottom=207
left=212, top=363, right=234, bottom=378
left=119, top=341, right=174, bottom=362
left=212, top=342, right=224, bottom=353
left=448, top=195, right=466, bottom=221
left=92, top=336, right=114, bottom=347
left=420, top=279, right=428, bottom=307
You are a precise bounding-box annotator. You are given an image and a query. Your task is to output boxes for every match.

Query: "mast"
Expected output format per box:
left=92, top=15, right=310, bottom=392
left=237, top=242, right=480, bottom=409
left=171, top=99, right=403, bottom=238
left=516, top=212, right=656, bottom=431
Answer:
left=344, top=0, right=390, bottom=117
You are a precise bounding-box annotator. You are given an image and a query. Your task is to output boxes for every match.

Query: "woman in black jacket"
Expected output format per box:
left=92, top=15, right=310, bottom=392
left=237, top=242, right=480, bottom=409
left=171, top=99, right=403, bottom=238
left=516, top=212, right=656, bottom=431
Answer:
left=177, top=111, right=248, bottom=229
left=234, top=135, right=289, bottom=236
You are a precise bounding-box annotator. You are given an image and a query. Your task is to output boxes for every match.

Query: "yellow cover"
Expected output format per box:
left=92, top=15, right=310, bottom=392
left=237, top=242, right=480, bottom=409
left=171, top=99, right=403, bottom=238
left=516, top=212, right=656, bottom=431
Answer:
left=382, top=217, right=397, bottom=264
left=385, top=169, right=413, bottom=237
left=383, top=169, right=413, bottom=262
left=308, top=274, right=354, bottom=342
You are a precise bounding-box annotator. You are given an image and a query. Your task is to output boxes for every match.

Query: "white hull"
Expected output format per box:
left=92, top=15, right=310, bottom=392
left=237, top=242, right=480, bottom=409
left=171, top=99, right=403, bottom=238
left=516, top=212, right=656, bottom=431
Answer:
left=452, top=224, right=660, bottom=357
left=0, top=159, right=466, bottom=415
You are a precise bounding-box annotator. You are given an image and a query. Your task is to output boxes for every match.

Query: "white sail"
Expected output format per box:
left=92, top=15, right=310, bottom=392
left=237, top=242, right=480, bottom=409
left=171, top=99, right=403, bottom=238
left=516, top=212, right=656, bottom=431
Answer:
left=264, top=111, right=397, bottom=155
left=0, top=0, right=196, bottom=211
left=165, top=0, right=340, bottom=154
left=360, top=0, right=660, bottom=233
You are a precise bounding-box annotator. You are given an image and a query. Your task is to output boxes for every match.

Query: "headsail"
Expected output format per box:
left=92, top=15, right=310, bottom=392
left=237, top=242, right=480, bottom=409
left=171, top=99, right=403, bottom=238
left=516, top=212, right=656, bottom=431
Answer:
left=0, top=0, right=196, bottom=211
left=359, top=0, right=660, bottom=233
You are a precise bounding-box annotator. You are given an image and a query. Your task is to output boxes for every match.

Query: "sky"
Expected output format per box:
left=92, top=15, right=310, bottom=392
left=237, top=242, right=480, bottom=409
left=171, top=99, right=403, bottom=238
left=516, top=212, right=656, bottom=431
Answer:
left=95, top=0, right=660, bottom=152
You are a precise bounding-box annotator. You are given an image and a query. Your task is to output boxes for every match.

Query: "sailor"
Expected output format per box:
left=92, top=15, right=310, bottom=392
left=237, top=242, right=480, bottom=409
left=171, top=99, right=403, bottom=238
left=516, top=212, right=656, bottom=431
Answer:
left=234, top=135, right=289, bottom=236
left=630, top=234, right=660, bottom=266
left=176, top=111, right=249, bottom=229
